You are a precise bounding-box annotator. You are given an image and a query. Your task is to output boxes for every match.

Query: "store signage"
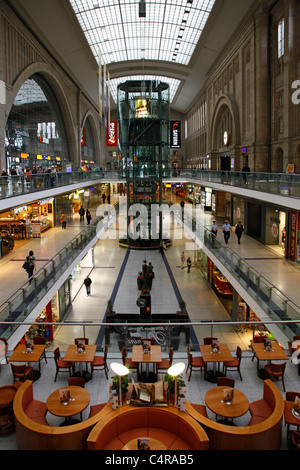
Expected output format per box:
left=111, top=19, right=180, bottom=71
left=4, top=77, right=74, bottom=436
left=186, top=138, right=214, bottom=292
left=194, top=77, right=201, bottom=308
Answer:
left=289, top=211, right=297, bottom=260
left=170, top=121, right=181, bottom=148
left=107, top=120, right=117, bottom=146
left=38, top=198, right=54, bottom=205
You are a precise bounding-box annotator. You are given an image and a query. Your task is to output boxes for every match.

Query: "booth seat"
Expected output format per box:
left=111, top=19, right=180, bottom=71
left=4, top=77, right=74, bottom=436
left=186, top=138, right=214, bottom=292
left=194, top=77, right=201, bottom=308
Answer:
left=13, top=380, right=111, bottom=450
left=186, top=380, right=284, bottom=451
left=87, top=405, right=209, bottom=450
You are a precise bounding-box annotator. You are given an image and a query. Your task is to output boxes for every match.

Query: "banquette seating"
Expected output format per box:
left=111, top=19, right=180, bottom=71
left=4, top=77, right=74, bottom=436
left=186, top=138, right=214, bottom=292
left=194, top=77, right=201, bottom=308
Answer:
left=187, top=380, right=284, bottom=450
left=13, top=380, right=111, bottom=450
left=86, top=405, right=209, bottom=450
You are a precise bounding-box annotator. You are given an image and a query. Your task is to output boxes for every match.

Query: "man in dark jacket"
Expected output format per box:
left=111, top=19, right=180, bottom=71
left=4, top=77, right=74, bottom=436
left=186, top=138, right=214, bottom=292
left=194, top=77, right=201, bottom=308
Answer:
left=235, top=221, right=244, bottom=244
left=84, top=276, right=92, bottom=296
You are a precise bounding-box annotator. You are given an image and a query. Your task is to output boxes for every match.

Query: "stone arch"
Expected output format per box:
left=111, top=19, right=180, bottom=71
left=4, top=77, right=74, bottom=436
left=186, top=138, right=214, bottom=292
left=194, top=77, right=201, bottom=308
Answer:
left=210, top=93, right=241, bottom=151
left=5, top=62, right=78, bottom=166
left=81, top=110, right=101, bottom=165
left=294, top=144, right=300, bottom=174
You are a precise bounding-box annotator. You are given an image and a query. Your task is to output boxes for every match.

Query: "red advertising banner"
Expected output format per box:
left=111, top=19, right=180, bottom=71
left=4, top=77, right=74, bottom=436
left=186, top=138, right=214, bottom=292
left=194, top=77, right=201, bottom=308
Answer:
left=107, top=120, right=117, bottom=146
left=289, top=211, right=298, bottom=260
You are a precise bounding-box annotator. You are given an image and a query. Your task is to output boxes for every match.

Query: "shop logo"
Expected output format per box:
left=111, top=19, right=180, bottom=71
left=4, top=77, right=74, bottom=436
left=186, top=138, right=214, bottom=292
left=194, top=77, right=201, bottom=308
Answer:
left=291, top=80, right=300, bottom=105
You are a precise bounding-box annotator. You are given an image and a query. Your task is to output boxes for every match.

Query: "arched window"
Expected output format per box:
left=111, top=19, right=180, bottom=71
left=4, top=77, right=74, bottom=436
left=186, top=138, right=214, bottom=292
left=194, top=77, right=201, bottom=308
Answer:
left=5, top=74, right=69, bottom=170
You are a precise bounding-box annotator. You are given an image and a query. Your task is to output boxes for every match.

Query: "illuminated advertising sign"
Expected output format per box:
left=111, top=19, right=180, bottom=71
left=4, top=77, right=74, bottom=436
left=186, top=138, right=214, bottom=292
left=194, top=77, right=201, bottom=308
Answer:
left=135, top=98, right=151, bottom=118
left=170, top=120, right=181, bottom=148
left=107, top=120, right=117, bottom=146
left=289, top=211, right=297, bottom=260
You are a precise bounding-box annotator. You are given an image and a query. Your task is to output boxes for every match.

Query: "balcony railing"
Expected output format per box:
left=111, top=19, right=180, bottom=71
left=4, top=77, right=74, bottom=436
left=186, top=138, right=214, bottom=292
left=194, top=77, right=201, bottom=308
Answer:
left=0, top=169, right=300, bottom=201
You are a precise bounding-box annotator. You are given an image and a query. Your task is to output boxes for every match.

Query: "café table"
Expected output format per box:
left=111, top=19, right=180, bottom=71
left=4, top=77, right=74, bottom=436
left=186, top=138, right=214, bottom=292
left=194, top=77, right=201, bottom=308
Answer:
left=284, top=400, right=300, bottom=439
left=205, top=385, right=249, bottom=425
left=46, top=385, right=90, bottom=426
left=63, top=344, right=97, bottom=382
left=251, top=341, right=289, bottom=379
left=199, top=344, right=233, bottom=383
left=132, top=345, right=162, bottom=383
left=123, top=437, right=167, bottom=451
left=9, top=344, right=46, bottom=381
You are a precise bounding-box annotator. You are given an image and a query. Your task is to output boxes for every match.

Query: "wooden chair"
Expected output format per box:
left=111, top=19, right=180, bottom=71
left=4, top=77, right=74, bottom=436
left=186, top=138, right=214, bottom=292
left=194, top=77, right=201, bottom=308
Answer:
left=203, top=337, right=218, bottom=345
left=88, top=403, right=106, bottom=418
left=11, top=364, right=33, bottom=383
left=186, top=347, right=206, bottom=381
left=223, top=346, right=243, bottom=380
left=33, top=336, right=47, bottom=369
left=156, top=348, right=173, bottom=374
left=121, top=347, right=139, bottom=377
left=264, top=362, right=286, bottom=392
left=286, top=391, right=300, bottom=402
left=289, top=430, right=300, bottom=450
left=91, top=346, right=109, bottom=379
left=54, top=347, right=72, bottom=382
left=251, top=335, right=265, bottom=363
left=68, top=377, right=85, bottom=388
left=217, top=377, right=235, bottom=388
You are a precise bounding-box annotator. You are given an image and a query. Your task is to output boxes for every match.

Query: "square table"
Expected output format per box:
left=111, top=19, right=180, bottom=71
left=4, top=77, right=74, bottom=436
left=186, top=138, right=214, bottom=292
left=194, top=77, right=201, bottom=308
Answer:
left=199, top=344, right=233, bottom=383
left=132, top=345, right=162, bottom=382
left=9, top=343, right=46, bottom=381
left=64, top=344, right=97, bottom=382
left=251, top=341, right=289, bottom=379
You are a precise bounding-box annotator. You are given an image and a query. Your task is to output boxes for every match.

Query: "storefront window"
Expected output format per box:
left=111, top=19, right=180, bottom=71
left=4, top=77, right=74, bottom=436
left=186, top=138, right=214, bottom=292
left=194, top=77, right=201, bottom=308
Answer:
left=5, top=74, right=69, bottom=170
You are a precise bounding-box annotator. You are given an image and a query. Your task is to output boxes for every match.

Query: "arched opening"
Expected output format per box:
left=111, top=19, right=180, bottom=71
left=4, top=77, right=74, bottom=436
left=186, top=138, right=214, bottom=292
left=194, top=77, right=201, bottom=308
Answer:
left=5, top=73, right=70, bottom=171
left=273, top=147, right=283, bottom=173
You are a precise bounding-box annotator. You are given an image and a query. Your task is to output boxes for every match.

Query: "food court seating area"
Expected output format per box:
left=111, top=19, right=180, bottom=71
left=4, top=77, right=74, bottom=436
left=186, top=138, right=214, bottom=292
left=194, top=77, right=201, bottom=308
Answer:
left=0, top=338, right=299, bottom=451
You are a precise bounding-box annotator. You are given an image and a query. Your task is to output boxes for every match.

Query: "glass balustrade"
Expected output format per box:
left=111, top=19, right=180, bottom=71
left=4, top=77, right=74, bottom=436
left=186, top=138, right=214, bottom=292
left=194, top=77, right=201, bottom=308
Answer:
left=1, top=169, right=300, bottom=200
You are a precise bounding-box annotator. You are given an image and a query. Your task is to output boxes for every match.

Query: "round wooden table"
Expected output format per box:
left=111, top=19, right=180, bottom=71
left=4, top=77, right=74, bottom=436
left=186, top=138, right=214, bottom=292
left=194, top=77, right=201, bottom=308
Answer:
left=47, top=386, right=90, bottom=426
left=123, top=437, right=167, bottom=451
left=205, top=386, right=249, bottom=425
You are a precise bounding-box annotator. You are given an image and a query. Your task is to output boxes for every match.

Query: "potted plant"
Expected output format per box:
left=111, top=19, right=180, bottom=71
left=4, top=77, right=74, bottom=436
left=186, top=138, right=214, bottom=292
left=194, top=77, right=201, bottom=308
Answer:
left=111, top=365, right=132, bottom=395
left=178, top=300, right=186, bottom=314
left=106, top=299, right=115, bottom=317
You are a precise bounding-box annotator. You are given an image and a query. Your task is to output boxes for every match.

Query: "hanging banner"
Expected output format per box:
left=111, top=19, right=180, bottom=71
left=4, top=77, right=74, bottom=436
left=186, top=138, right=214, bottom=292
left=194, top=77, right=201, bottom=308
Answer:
left=170, top=120, right=181, bottom=148
left=98, top=49, right=102, bottom=123
left=107, top=70, right=111, bottom=129
left=107, top=120, right=117, bottom=146
left=103, top=61, right=107, bottom=128
left=289, top=210, right=297, bottom=260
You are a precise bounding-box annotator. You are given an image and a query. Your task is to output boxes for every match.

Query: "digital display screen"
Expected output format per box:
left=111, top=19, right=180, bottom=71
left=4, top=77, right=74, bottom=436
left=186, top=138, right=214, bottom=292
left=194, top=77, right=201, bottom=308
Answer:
left=135, top=98, right=151, bottom=118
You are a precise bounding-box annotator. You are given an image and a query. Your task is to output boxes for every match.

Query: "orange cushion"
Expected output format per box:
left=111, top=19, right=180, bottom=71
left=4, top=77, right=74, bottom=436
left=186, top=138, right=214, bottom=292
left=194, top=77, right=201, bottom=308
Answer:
left=169, top=436, right=192, bottom=450
left=25, top=400, right=47, bottom=418
left=178, top=417, right=201, bottom=449
left=192, top=357, right=205, bottom=367
left=30, top=416, right=49, bottom=425
left=118, top=428, right=148, bottom=444
left=88, top=403, right=106, bottom=418
left=156, top=359, right=170, bottom=369
left=189, top=403, right=208, bottom=417
left=96, top=418, right=118, bottom=448
left=248, top=415, right=266, bottom=426
left=147, top=428, right=177, bottom=448
left=117, top=408, right=148, bottom=434
left=148, top=408, right=179, bottom=433
left=103, top=437, right=124, bottom=450
left=249, top=399, right=272, bottom=418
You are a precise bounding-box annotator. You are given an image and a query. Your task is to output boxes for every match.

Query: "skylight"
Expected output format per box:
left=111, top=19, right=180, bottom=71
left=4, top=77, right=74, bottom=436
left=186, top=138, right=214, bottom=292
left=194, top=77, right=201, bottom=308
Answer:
left=69, top=0, right=215, bottom=66
left=109, top=75, right=181, bottom=103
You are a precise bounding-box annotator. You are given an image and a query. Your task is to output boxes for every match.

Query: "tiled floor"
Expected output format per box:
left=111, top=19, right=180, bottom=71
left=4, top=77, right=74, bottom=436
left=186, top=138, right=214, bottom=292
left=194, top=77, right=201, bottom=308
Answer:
left=0, top=194, right=299, bottom=450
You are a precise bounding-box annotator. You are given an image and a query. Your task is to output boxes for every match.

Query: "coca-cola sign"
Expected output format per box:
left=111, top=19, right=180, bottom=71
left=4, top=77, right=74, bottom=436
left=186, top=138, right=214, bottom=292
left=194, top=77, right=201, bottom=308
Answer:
left=107, top=120, right=117, bottom=146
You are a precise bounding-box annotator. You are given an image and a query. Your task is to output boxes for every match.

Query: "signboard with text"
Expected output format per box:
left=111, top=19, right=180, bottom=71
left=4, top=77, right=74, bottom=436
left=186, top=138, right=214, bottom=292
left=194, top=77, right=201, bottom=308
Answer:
left=107, top=120, right=117, bottom=146
left=170, top=120, right=181, bottom=148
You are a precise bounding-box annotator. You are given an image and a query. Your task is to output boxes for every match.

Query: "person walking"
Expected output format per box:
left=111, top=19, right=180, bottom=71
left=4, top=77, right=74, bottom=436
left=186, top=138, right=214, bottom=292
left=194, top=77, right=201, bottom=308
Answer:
left=235, top=221, right=244, bottom=244
left=222, top=220, right=232, bottom=244
left=180, top=251, right=186, bottom=269
left=86, top=209, right=92, bottom=225
left=211, top=220, right=218, bottom=247
left=242, top=162, right=250, bottom=183
left=187, top=256, right=192, bottom=273
left=84, top=275, right=92, bottom=296
left=79, top=206, right=85, bottom=222
left=25, top=250, right=36, bottom=283
left=180, top=199, right=185, bottom=210
left=102, top=193, right=106, bottom=204
left=61, top=212, right=67, bottom=229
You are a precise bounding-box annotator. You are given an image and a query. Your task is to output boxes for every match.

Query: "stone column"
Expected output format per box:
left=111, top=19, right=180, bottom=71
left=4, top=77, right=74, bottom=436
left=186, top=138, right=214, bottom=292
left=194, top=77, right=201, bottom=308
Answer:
left=254, top=9, right=269, bottom=172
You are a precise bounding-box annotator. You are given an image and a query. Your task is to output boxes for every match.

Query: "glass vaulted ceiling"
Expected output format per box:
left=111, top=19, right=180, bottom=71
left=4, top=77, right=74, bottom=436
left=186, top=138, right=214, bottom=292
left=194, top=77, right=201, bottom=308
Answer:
left=69, top=0, right=215, bottom=103
left=69, top=0, right=215, bottom=65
